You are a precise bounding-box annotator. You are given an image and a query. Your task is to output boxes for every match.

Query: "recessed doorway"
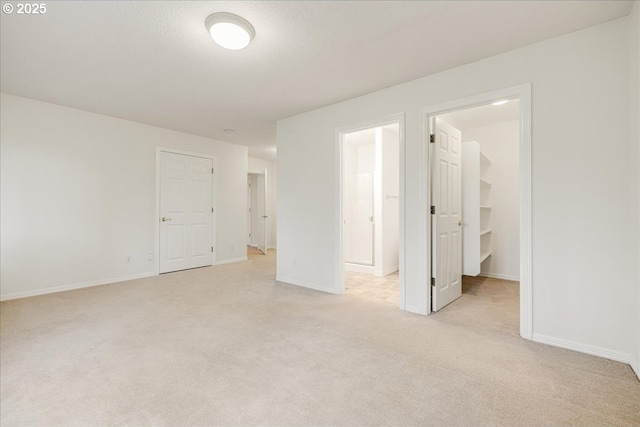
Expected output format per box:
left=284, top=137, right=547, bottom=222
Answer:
left=431, top=99, right=521, bottom=333
left=424, top=84, right=532, bottom=339
left=337, top=113, right=406, bottom=308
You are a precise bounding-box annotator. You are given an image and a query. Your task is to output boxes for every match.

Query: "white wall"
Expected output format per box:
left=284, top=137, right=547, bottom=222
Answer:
left=1, top=93, right=248, bottom=300
left=248, top=157, right=277, bottom=249
left=463, top=121, right=519, bottom=281
left=277, top=17, right=637, bottom=364
left=629, top=0, right=640, bottom=376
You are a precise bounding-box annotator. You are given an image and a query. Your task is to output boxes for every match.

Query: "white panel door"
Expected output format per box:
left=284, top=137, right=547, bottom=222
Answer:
left=247, top=176, right=252, bottom=245
left=345, top=173, right=374, bottom=265
left=431, top=118, right=463, bottom=311
left=256, top=171, right=268, bottom=255
left=159, top=151, right=213, bottom=273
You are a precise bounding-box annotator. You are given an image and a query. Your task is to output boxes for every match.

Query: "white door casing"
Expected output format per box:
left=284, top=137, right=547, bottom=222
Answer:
left=431, top=118, right=463, bottom=311
left=421, top=83, right=531, bottom=338
left=159, top=151, right=213, bottom=273
left=336, top=113, right=405, bottom=307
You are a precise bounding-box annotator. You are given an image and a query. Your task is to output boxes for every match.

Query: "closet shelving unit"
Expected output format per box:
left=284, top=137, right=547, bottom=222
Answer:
left=462, top=141, right=493, bottom=276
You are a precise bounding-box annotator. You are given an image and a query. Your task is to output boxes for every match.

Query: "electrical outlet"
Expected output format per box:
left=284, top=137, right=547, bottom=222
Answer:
left=126, top=255, right=133, bottom=264
left=230, top=244, right=235, bottom=251
left=147, top=253, right=154, bottom=262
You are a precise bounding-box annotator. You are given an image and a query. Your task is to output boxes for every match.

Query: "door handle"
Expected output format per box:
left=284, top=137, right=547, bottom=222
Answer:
left=161, top=217, right=172, bottom=222
left=458, top=220, right=465, bottom=226
left=262, top=216, right=269, bottom=219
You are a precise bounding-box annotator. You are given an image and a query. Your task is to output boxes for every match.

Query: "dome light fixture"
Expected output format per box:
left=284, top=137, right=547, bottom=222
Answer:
left=205, top=12, right=255, bottom=50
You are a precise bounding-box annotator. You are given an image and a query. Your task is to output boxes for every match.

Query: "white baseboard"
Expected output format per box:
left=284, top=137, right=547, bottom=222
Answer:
left=478, top=272, right=520, bottom=282
left=532, top=333, right=632, bottom=365
left=215, top=257, right=248, bottom=266
left=345, top=263, right=374, bottom=274
left=376, top=265, right=399, bottom=277
left=0, top=272, right=156, bottom=302
left=275, top=275, right=340, bottom=295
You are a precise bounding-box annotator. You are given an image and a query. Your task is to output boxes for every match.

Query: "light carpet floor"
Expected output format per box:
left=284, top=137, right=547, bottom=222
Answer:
left=1, top=250, right=639, bottom=426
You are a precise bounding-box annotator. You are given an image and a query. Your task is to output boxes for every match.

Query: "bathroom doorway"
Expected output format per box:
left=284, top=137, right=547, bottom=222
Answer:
left=338, top=114, right=405, bottom=307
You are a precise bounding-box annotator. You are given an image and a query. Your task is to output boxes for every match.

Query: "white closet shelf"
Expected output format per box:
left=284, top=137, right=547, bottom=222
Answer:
left=462, top=141, right=494, bottom=277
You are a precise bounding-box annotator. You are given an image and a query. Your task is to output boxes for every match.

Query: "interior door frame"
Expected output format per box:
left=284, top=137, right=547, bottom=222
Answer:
left=155, top=147, right=217, bottom=275
left=336, top=112, right=407, bottom=308
left=247, top=168, right=269, bottom=251
left=247, top=169, right=271, bottom=255
left=422, top=83, right=533, bottom=340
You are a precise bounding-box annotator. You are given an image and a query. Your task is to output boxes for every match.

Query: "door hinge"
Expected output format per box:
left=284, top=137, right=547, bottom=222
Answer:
left=211, top=168, right=214, bottom=174
left=211, top=246, right=214, bottom=253
left=431, top=277, right=435, bottom=287
left=430, top=134, right=435, bottom=143
left=430, top=205, right=435, bottom=215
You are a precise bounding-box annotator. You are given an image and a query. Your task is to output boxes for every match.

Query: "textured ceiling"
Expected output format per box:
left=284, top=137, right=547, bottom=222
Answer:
left=0, top=1, right=633, bottom=159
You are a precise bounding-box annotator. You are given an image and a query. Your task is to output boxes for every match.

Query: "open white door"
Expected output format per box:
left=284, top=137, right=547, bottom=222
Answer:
left=431, top=118, right=463, bottom=311
left=256, top=171, right=268, bottom=254
left=247, top=176, right=252, bottom=245
left=344, top=173, right=374, bottom=265
left=159, top=151, right=213, bottom=273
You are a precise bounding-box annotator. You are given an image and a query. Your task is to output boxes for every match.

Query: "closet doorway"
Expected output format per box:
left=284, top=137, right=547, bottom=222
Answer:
left=338, top=114, right=405, bottom=308
left=425, top=84, right=532, bottom=339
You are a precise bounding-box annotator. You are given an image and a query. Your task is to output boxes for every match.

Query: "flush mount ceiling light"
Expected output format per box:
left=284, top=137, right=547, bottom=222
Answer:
left=491, top=99, right=509, bottom=106
left=205, top=12, right=255, bottom=50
